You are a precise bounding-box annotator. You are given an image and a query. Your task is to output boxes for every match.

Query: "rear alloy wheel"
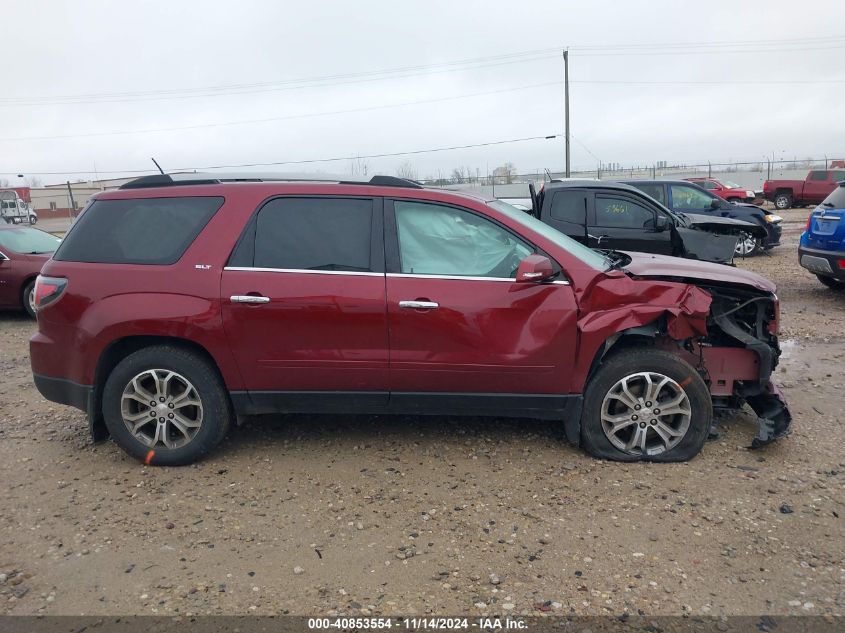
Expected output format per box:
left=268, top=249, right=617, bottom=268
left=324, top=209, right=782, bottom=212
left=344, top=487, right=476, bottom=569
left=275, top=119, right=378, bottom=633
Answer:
left=22, top=280, right=36, bottom=319
left=774, top=193, right=792, bottom=210
left=817, top=275, right=845, bottom=290
left=734, top=232, right=761, bottom=257
left=103, top=346, right=231, bottom=466
left=580, top=349, right=711, bottom=462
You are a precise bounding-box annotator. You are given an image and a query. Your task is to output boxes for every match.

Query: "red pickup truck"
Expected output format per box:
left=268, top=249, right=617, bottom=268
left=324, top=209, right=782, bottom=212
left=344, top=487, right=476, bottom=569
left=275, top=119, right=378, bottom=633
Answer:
left=763, top=169, right=845, bottom=210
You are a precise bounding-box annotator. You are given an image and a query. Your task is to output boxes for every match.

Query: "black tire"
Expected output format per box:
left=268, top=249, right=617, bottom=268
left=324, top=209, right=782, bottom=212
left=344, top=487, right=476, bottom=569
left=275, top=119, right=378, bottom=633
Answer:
left=22, top=279, right=36, bottom=319
left=773, top=193, right=792, bottom=210
left=817, top=275, right=845, bottom=290
left=580, top=348, right=711, bottom=462
left=102, top=345, right=232, bottom=466
left=29, top=215, right=37, bottom=225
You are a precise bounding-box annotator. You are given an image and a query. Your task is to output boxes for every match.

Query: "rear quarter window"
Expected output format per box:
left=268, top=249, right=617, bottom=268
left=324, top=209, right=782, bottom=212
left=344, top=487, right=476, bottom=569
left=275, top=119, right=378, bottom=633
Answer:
left=822, top=185, right=845, bottom=209
left=54, top=197, right=223, bottom=265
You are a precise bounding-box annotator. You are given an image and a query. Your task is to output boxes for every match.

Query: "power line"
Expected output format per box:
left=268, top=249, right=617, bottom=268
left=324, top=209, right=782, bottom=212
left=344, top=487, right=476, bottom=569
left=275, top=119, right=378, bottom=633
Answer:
left=0, top=81, right=564, bottom=142
left=6, top=75, right=842, bottom=143
left=3, top=133, right=561, bottom=176
left=3, top=36, right=843, bottom=106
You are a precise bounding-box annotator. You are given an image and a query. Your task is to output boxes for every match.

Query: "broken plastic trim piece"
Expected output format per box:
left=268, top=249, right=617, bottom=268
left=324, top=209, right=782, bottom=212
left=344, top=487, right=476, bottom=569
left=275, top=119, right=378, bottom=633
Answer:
left=746, top=386, right=792, bottom=448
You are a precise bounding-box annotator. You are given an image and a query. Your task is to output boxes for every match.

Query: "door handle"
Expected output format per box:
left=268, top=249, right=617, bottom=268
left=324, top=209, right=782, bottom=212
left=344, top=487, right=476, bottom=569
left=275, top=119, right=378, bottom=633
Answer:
left=399, top=300, right=439, bottom=310
left=230, top=295, right=270, bottom=304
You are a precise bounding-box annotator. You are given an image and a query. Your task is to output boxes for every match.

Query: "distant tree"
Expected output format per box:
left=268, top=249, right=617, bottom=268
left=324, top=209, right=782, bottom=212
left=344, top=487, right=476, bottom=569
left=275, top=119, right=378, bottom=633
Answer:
left=492, top=162, right=517, bottom=184
left=396, top=161, right=418, bottom=181
left=348, top=156, right=370, bottom=177
left=29, top=176, right=43, bottom=187
left=450, top=167, right=469, bottom=184
left=0, top=178, right=8, bottom=188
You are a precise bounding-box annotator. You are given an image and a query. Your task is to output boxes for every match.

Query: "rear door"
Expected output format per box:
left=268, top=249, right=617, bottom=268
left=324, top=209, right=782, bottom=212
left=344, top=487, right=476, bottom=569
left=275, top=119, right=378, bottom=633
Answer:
left=588, top=192, right=673, bottom=254
left=221, top=196, right=389, bottom=409
left=384, top=198, right=578, bottom=405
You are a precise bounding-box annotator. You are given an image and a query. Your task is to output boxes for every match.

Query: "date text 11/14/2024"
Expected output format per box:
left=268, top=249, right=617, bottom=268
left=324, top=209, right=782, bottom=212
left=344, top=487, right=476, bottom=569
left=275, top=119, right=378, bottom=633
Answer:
left=307, top=617, right=529, bottom=630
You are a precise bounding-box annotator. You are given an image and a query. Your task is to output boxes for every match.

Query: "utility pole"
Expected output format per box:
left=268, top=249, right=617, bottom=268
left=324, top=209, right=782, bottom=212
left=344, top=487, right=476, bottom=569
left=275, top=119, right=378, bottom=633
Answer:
left=563, top=49, right=571, bottom=178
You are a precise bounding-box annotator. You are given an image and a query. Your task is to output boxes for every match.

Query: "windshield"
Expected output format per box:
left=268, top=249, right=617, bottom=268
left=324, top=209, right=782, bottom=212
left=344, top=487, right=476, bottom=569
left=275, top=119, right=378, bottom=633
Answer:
left=0, top=227, right=62, bottom=254
left=487, top=200, right=610, bottom=270
left=721, top=180, right=742, bottom=189
left=821, top=184, right=845, bottom=209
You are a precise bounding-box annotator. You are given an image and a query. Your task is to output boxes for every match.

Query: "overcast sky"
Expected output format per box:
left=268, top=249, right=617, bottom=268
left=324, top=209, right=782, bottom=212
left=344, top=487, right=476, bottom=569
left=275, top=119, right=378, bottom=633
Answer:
left=2, top=0, right=844, bottom=185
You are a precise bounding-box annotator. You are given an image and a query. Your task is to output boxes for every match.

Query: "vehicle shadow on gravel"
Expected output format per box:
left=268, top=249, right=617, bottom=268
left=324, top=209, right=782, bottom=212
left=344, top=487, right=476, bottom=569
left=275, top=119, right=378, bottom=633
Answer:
left=224, top=413, right=566, bottom=452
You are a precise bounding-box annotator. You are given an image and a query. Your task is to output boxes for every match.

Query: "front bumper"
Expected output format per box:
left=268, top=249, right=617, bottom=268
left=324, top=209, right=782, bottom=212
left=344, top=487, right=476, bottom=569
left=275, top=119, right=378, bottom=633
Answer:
left=799, top=246, right=845, bottom=280
left=763, top=221, right=783, bottom=248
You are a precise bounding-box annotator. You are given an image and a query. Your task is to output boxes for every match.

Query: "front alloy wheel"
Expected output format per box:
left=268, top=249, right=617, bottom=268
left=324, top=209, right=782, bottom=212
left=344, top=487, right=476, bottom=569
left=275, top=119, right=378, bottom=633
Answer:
left=580, top=348, right=711, bottom=462
left=121, top=369, right=204, bottom=449
left=734, top=233, right=759, bottom=257
left=600, top=372, right=691, bottom=456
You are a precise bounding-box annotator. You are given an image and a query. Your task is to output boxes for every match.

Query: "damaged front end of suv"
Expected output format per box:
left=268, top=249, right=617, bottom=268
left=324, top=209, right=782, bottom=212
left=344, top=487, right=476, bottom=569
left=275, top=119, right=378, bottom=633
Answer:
left=577, top=252, right=792, bottom=450
left=695, top=284, right=791, bottom=446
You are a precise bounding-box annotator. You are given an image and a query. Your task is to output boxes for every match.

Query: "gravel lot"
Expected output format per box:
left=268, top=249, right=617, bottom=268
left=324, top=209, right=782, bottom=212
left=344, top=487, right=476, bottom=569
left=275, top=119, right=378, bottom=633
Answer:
left=1, top=207, right=842, bottom=617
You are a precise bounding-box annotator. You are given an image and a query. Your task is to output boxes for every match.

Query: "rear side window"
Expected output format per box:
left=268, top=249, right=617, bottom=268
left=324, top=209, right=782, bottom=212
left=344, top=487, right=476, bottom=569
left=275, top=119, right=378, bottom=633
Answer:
left=831, top=170, right=845, bottom=182
left=822, top=185, right=845, bottom=209
left=550, top=190, right=586, bottom=223
left=252, top=198, right=374, bottom=271
left=54, top=197, right=223, bottom=265
left=634, top=183, right=666, bottom=204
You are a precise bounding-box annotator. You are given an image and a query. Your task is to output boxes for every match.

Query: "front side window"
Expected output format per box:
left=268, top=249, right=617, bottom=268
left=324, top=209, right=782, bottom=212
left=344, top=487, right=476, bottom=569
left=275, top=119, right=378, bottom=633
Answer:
left=595, top=196, right=655, bottom=229
left=394, top=200, right=532, bottom=278
left=810, top=171, right=827, bottom=181
left=831, top=170, right=845, bottom=182
left=670, top=185, right=713, bottom=210
left=700, top=180, right=717, bottom=190
left=54, top=197, right=223, bottom=265
left=253, top=198, right=373, bottom=271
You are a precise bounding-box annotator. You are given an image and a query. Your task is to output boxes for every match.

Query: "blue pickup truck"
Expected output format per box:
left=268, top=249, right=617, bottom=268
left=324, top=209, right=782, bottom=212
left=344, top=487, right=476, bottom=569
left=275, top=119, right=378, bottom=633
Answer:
left=799, top=180, right=845, bottom=289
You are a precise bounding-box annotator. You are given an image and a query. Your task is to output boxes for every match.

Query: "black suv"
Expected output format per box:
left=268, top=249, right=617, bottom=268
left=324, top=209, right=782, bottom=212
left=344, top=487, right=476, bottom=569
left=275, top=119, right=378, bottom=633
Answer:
left=620, top=180, right=783, bottom=257
left=532, top=180, right=765, bottom=264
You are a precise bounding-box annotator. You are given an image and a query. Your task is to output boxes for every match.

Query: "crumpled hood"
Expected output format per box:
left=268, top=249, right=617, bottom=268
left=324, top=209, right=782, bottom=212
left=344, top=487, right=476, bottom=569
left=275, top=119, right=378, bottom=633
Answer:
left=683, top=213, right=766, bottom=237
left=621, top=251, right=777, bottom=293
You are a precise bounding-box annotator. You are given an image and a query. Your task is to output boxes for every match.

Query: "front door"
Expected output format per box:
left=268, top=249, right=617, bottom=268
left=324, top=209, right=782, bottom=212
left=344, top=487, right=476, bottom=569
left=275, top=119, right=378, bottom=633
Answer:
left=221, top=196, right=389, bottom=410
left=588, top=193, right=673, bottom=254
left=384, top=199, right=579, bottom=408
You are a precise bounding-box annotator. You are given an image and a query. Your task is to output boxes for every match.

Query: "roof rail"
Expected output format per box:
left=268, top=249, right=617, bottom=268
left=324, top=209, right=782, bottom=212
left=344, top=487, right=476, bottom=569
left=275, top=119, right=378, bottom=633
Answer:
left=119, top=173, right=424, bottom=190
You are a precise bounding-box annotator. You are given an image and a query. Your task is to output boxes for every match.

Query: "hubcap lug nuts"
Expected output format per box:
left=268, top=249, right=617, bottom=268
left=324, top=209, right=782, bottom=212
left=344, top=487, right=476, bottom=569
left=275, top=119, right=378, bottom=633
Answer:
left=639, top=421, right=646, bottom=428
left=168, top=413, right=174, bottom=419
left=159, top=417, right=165, bottom=423
left=634, top=404, right=641, bottom=410
left=150, top=401, right=156, bottom=407
left=159, top=397, right=166, bottom=403
left=632, top=415, right=638, bottom=421
left=650, top=419, right=657, bottom=425
left=645, top=401, right=652, bottom=407
left=149, top=411, right=156, bottom=417
left=168, top=403, right=174, bottom=409
left=654, top=408, right=660, bottom=414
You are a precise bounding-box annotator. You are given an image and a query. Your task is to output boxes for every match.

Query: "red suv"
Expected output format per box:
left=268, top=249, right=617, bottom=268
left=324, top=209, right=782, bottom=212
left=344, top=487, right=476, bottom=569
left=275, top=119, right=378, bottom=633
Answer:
left=30, top=174, right=791, bottom=465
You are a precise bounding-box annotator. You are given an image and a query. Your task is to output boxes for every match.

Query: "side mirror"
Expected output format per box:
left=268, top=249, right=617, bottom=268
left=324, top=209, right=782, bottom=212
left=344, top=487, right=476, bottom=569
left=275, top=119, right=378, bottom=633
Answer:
left=655, top=215, right=669, bottom=231
left=515, top=254, right=555, bottom=283
left=710, top=198, right=722, bottom=209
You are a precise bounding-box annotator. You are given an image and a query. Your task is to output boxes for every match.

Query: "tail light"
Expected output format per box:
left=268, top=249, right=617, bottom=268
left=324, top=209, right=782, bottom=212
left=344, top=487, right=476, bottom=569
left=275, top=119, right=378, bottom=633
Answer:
left=805, top=213, right=812, bottom=231
left=838, top=259, right=845, bottom=270
left=33, top=275, right=67, bottom=309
